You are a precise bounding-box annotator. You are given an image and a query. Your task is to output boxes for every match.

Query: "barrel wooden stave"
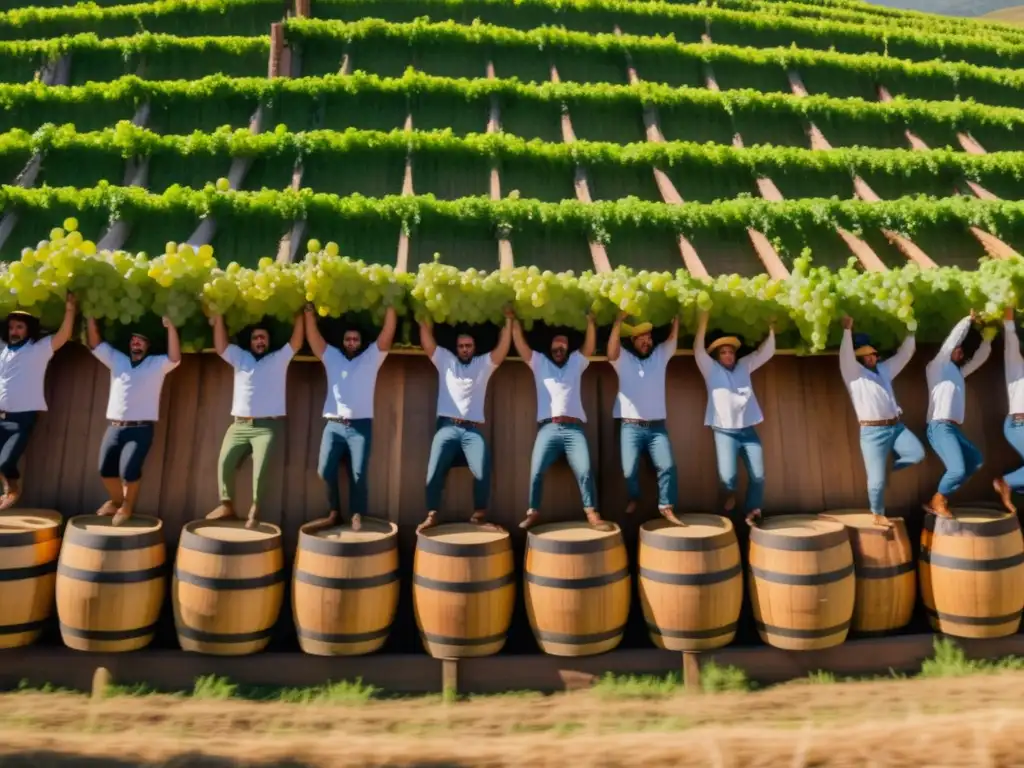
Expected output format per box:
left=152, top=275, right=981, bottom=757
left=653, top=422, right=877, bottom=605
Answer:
left=293, top=520, right=400, bottom=656
left=173, top=520, right=284, bottom=656
left=0, top=509, right=62, bottom=649
left=55, top=515, right=165, bottom=652
left=638, top=515, right=742, bottom=651
left=822, top=510, right=915, bottom=635
left=920, top=508, right=1024, bottom=639
left=524, top=522, right=630, bottom=657
left=748, top=515, right=855, bottom=651
left=413, top=523, right=515, bottom=659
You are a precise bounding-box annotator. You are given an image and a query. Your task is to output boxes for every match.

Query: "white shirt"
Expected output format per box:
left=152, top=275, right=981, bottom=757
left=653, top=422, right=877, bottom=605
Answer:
left=926, top=315, right=990, bottom=423
left=529, top=350, right=588, bottom=422
left=322, top=342, right=386, bottom=419
left=0, top=338, right=54, bottom=412
left=431, top=347, right=496, bottom=423
left=221, top=344, right=295, bottom=418
left=610, top=338, right=675, bottom=421
left=92, top=342, right=178, bottom=422
left=839, top=329, right=915, bottom=423
left=694, top=328, right=775, bottom=429
left=1005, top=320, right=1024, bottom=415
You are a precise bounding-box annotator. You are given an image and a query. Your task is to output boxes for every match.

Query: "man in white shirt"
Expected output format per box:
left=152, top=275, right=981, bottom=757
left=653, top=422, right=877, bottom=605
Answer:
left=607, top=313, right=681, bottom=525
left=839, top=315, right=924, bottom=529
left=87, top=315, right=181, bottom=526
left=695, top=311, right=775, bottom=527
left=924, top=311, right=990, bottom=518
left=511, top=313, right=605, bottom=530
left=304, top=303, right=397, bottom=532
left=416, top=313, right=512, bottom=533
left=205, top=313, right=304, bottom=529
left=996, top=307, right=1024, bottom=514
left=0, top=294, right=77, bottom=509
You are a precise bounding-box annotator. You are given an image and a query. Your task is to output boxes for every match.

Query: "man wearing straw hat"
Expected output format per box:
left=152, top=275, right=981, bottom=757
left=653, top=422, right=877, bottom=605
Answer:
left=205, top=312, right=305, bottom=530
left=995, top=307, right=1024, bottom=514
left=694, top=310, right=775, bottom=527
left=607, top=312, right=681, bottom=525
left=87, top=314, right=181, bottom=526
left=510, top=312, right=607, bottom=531
left=924, top=311, right=990, bottom=519
left=0, top=293, right=78, bottom=509
left=838, top=315, right=924, bottom=529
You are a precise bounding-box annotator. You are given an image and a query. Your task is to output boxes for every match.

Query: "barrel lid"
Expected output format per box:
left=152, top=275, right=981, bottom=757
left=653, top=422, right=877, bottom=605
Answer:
left=751, top=514, right=848, bottom=551
left=640, top=515, right=734, bottom=551
left=64, top=514, right=163, bottom=551
left=949, top=507, right=1012, bottom=524
left=527, top=521, right=622, bottom=554
left=923, top=507, right=1020, bottom=537
left=0, top=508, right=62, bottom=546
left=416, top=523, right=509, bottom=557
left=302, top=518, right=397, bottom=542
left=184, top=519, right=281, bottom=541
left=822, top=509, right=906, bottom=533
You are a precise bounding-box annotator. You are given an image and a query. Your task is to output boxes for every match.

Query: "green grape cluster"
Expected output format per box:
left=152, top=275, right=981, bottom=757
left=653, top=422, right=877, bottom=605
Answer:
left=302, top=241, right=412, bottom=325
left=411, top=258, right=513, bottom=325
left=204, top=256, right=306, bottom=334
left=776, top=253, right=836, bottom=353
left=503, top=266, right=592, bottom=330
left=832, top=257, right=919, bottom=350
left=580, top=267, right=685, bottom=328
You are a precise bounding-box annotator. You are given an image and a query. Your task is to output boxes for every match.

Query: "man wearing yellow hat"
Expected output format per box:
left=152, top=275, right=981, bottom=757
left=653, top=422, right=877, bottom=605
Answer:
left=0, top=293, right=78, bottom=509
left=607, top=312, right=680, bottom=525
left=839, top=315, right=924, bottom=529
left=694, top=310, right=775, bottom=527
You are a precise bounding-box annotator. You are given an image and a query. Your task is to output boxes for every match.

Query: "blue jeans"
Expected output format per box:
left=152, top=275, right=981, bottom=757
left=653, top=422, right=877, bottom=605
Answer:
left=620, top=421, right=677, bottom=508
left=712, top=427, right=765, bottom=512
left=528, top=421, right=596, bottom=510
left=1003, top=416, right=1024, bottom=491
left=317, top=419, right=372, bottom=515
left=98, top=424, right=155, bottom=483
left=425, top=418, right=491, bottom=512
left=926, top=421, right=982, bottom=497
left=0, top=411, right=37, bottom=480
left=858, top=423, right=925, bottom=515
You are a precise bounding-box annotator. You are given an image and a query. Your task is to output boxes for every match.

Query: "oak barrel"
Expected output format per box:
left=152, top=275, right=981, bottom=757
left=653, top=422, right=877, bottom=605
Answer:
left=173, top=520, right=284, bottom=656
left=638, top=515, right=742, bottom=651
left=822, top=510, right=915, bottom=635
left=0, top=509, right=62, bottom=648
left=748, top=515, right=855, bottom=651
left=55, top=515, right=165, bottom=652
left=524, top=522, right=630, bottom=657
left=293, top=519, right=399, bottom=656
left=920, top=507, right=1024, bottom=638
left=413, top=523, right=514, bottom=658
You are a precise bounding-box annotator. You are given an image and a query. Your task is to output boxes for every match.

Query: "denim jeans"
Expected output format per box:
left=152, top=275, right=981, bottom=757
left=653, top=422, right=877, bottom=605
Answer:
left=712, top=427, right=765, bottom=512
left=528, top=421, right=595, bottom=509
left=317, top=418, right=373, bottom=515
left=425, top=418, right=491, bottom=512
left=0, top=411, right=37, bottom=480
left=1003, top=416, right=1024, bottom=491
left=858, top=423, right=925, bottom=515
left=620, top=421, right=677, bottom=508
left=926, top=421, right=982, bottom=497
left=98, top=424, right=155, bottom=483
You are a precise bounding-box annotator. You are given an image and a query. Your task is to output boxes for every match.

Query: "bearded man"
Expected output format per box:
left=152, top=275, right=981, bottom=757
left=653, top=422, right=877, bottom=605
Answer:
left=205, top=312, right=304, bottom=529
left=87, top=315, right=181, bottom=526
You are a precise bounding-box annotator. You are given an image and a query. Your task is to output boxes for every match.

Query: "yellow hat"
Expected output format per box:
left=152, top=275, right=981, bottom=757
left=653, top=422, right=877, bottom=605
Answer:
left=6, top=310, right=35, bottom=320
left=620, top=322, right=653, bottom=338
left=708, top=336, right=741, bottom=354
left=855, top=345, right=877, bottom=357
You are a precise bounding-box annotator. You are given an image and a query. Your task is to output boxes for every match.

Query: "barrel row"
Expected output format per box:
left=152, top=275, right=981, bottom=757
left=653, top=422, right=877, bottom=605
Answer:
left=2, top=507, right=1022, bottom=657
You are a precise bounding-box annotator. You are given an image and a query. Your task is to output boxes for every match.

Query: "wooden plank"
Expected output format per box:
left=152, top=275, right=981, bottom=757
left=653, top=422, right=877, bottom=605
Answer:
left=487, top=59, right=515, bottom=271
left=97, top=99, right=153, bottom=252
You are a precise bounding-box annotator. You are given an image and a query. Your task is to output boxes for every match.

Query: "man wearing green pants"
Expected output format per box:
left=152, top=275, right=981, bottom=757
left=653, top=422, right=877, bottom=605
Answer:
left=206, top=311, right=304, bottom=529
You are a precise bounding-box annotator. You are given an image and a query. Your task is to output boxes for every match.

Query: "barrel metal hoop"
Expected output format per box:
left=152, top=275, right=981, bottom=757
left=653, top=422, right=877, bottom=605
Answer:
left=525, top=567, right=630, bottom=590
left=533, top=625, right=625, bottom=645
left=420, top=630, right=507, bottom=647
left=750, top=563, right=854, bottom=586
left=297, top=625, right=392, bottom=644
left=856, top=560, right=915, bottom=579
left=750, top=526, right=848, bottom=551
left=176, top=624, right=274, bottom=644
left=0, top=618, right=47, bottom=635
left=755, top=619, right=851, bottom=639
left=299, top=532, right=396, bottom=557
left=57, top=563, right=165, bottom=584
left=639, top=563, right=742, bottom=586
left=174, top=567, right=286, bottom=591
left=639, top=527, right=734, bottom=552
left=295, top=569, right=400, bottom=590
left=646, top=620, right=738, bottom=640
left=415, top=535, right=508, bottom=558
left=0, top=560, right=57, bottom=581
left=527, top=535, right=619, bottom=555
left=412, top=572, right=515, bottom=593
left=919, top=550, right=1024, bottom=572
left=925, top=607, right=1023, bottom=626
left=65, top=528, right=164, bottom=551
left=0, top=528, right=60, bottom=547
left=59, top=621, right=157, bottom=641
left=180, top=526, right=281, bottom=556
left=923, top=514, right=1021, bottom=537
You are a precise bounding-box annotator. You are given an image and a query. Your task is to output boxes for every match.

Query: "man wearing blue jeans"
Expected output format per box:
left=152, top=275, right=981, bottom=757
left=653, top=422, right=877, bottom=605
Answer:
left=996, top=307, right=1024, bottom=514
left=416, top=312, right=512, bottom=533
left=304, top=303, right=397, bottom=532
left=839, top=315, right=924, bottom=529
left=924, top=311, right=991, bottom=518
left=694, top=310, right=775, bottom=527
left=607, top=312, right=680, bottom=525
left=510, top=313, right=606, bottom=530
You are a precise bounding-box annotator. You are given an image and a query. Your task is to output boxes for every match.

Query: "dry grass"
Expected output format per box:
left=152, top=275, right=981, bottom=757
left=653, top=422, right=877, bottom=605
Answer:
left=983, top=4, right=1024, bottom=20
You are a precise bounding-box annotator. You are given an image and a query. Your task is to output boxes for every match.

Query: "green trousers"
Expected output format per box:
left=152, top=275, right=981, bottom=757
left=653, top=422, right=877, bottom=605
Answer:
left=218, top=419, right=282, bottom=504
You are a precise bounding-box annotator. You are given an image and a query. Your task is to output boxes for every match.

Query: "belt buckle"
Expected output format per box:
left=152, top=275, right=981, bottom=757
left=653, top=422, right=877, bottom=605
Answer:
left=0, top=412, right=7, bottom=420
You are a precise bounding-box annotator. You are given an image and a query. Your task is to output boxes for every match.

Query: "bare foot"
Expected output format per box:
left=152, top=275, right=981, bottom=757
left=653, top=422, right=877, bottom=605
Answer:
left=659, top=506, right=685, bottom=526
left=416, top=511, right=438, bottom=534
left=0, top=479, right=20, bottom=510
left=519, top=509, right=540, bottom=530
left=96, top=500, right=122, bottom=518
left=872, top=514, right=894, bottom=530
left=111, top=504, right=133, bottom=527
left=469, top=512, right=504, bottom=533
left=745, top=509, right=762, bottom=528
left=585, top=509, right=613, bottom=532
left=624, top=500, right=637, bottom=516
left=994, top=478, right=1017, bottom=515
left=205, top=502, right=236, bottom=521
left=245, top=504, right=259, bottom=530
left=350, top=513, right=362, bottom=532
left=723, top=494, right=737, bottom=514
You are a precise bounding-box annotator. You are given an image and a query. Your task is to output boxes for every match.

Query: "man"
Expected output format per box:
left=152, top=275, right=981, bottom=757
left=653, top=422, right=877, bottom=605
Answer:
left=695, top=311, right=775, bottom=527
left=511, top=312, right=606, bottom=530
left=996, top=306, right=1024, bottom=514
left=205, top=312, right=304, bottom=529
left=416, top=313, right=512, bottom=533
left=0, top=294, right=77, bottom=509
left=838, top=315, right=924, bottom=529
left=607, top=312, right=681, bottom=525
left=304, top=303, right=397, bottom=532
left=924, top=311, right=991, bottom=518
left=87, top=315, right=181, bottom=526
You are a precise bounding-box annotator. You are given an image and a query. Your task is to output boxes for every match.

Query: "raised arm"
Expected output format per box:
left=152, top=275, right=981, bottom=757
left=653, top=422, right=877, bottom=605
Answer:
left=838, top=316, right=860, bottom=383
left=932, top=314, right=973, bottom=369
left=1005, top=307, right=1024, bottom=380
left=210, top=313, right=230, bottom=355
left=50, top=292, right=77, bottom=352
left=743, top=325, right=776, bottom=373
left=883, top=333, right=916, bottom=379
left=164, top=316, right=181, bottom=364
left=661, top=315, right=679, bottom=357
left=419, top=318, right=437, bottom=360
left=509, top=312, right=532, bottom=364
left=580, top=313, right=597, bottom=358
left=962, top=335, right=992, bottom=379
left=377, top=305, right=398, bottom=353
left=288, top=311, right=304, bottom=353
left=490, top=312, right=513, bottom=366
left=606, top=313, right=625, bottom=363
left=86, top=317, right=103, bottom=350
left=303, top=305, right=327, bottom=360
left=693, top=311, right=713, bottom=377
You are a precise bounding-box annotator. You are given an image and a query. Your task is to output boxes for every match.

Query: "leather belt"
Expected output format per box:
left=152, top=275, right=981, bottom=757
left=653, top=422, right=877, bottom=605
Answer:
left=1011, top=413, right=1024, bottom=425
left=110, top=420, right=154, bottom=427
left=444, top=417, right=482, bottom=428
left=623, top=418, right=665, bottom=428
left=234, top=416, right=284, bottom=424
left=326, top=416, right=353, bottom=425
left=541, top=416, right=582, bottom=426
left=0, top=411, right=28, bottom=420
left=860, top=418, right=899, bottom=427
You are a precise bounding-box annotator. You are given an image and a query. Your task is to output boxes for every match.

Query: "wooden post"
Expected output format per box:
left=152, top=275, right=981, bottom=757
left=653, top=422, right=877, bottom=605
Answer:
left=442, top=659, right=458, bottom=702
left=294, top=0, right=310, bottom=16
left=682, top=652, right=701, bottom=693
left=269, top=23, right=284, bottom=79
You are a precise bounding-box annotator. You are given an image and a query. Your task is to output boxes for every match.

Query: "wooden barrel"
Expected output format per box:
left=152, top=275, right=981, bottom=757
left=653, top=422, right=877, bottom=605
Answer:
left=293, top=519, right=400, bottom=656
left=748, top=515, right=855, bottom=651
left=413, top=523, right=514, bottom=658
left=0, top=509, right=62, bottom=648
left=822, top=510, right=915, bottom=635
left=920, top=507, right=1024, bottom=638
left=638, top=515, right=742, bottom=651
left=173, top=520, right=284, bottom=656
left=524, top=522, right=630, bottom=657
left=55, top=515, right=165, bottom=652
